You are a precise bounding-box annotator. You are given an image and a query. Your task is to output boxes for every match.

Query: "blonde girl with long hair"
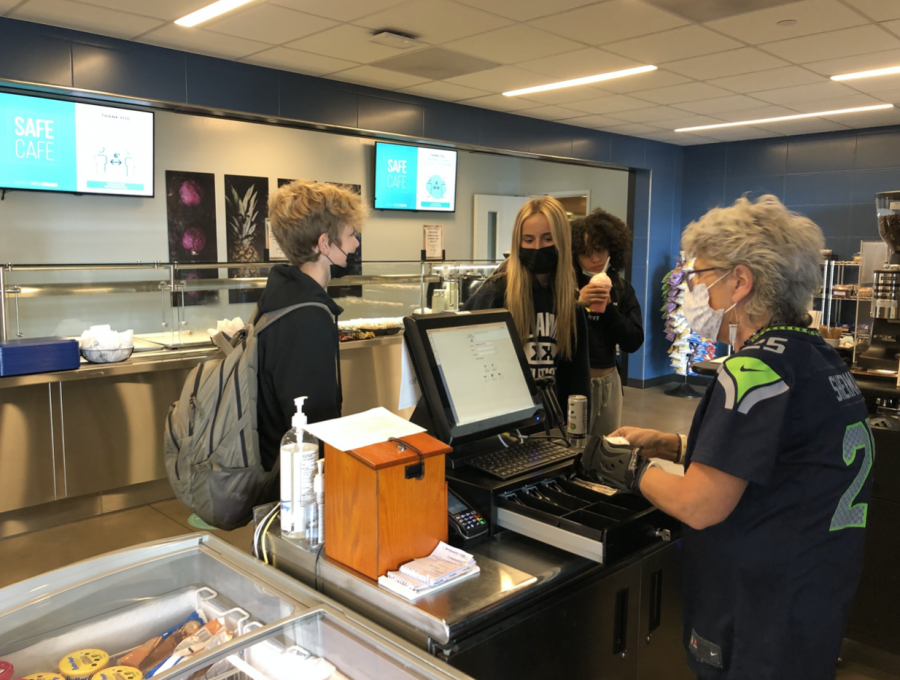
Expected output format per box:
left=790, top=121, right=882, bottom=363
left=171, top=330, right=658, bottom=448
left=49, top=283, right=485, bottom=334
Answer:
left=464, top=196, right=590, bottom=410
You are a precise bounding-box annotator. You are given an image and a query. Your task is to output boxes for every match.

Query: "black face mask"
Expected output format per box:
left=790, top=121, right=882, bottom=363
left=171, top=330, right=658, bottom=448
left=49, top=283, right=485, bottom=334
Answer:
left=519, top=245, right=559, bottom=275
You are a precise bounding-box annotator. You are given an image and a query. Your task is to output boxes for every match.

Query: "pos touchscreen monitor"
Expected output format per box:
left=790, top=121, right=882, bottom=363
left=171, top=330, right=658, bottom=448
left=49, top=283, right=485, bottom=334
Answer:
left=403, top=310, right=545, bottom=445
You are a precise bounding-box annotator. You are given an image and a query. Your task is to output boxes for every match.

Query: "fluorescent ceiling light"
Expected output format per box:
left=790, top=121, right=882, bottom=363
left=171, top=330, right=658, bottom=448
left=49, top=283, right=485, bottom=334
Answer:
left=832, top=66, right=900, bottom=81
left=675, top=104, right=894, bottom=132
left=175, top=0, right=255, bottom=27
left=503, top=65, right=657, bottom=97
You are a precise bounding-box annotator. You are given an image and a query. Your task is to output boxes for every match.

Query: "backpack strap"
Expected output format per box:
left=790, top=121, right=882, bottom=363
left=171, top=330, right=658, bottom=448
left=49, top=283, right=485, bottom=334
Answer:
left=255, top=302, right=334, bottom=335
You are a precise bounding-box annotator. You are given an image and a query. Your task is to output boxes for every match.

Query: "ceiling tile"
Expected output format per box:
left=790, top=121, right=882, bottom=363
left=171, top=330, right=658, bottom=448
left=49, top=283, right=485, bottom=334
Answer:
left=10, top=0, right=164, bottom=39
left=603, top=26, right=743, bottom=64
left=636, top=81, right=735, bottom=104
left=269, top=0, right=408, bottom=22
left=841, top=0, right=900, bottom=21
left=751, top=81, right=862, bottom=104
left=66, top=0, right=209, bottom=21
left=707, top=66, right=826, bottom=93
left=605, top=105, right=687, bottom=122
left=600, top=122, right=666, bottom=135
left=692, top=126, right=781, bottom=142
left=714, top=105, right=799, bottom=121
left=205, top=4, right=337, bottom=45
left=854, top=88, right=900, bottom=105
left=820, top=105, right=900, bottom=128
left=374, top=48, right=498, bottom=80
left=664, top=48, right=789, bottom=80
left=674, top=94, right=774, bottom=115
left=760, top=26, right=900, bottom=63
left=443, top=65, right=546, bottom=91
left=400, top=81, right=492, bottom=101
left=783, top=93, right=889, bottom=112
left=705, top=0, right=868, bottom=45
left=528, top=0, right=688, bottom=47
left=353, top=0, right=514, bottom=45
left=655, top=114, right=730, bottom=130
left=443, top=25, right=582, bottom=65
left=803, top=49, right=900, bottom=78
left=0, top=0, right=18, bottom=9
left=518, top=48, right=643, bottom=80
left=520, top=105, right=585, bottom=121
left=518, top=86, right=611, bottom=106
left=286, top=24, right=412, bottom=63
left=595, top=69, right=690, bottom=93
left=241, top=47, right=358, bottom=75
left=461, top=94, right=543, bottom=112
left=563, top=114, right=635, bottom=129
left=329, top=65, right=430, bottom=89
left=565, top=95, right=655, bottom=114
left=640, top=130, right=719, bottom=145
left=753, top=118, right=851, bottom=134
left=878, top=20, right=900, bottom=40
left=452, top=0, right=599, bottom=22
left=140, top=25, right=271, bottom=59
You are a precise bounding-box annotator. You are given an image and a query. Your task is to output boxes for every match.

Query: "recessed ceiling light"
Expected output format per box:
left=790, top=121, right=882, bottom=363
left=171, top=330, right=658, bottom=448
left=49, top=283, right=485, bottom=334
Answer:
left=503, top=65, right=657, bottom=97
left=832, top=65, right=900, bottom=81
left=777, top=19, right=797, bottom=27
left=675, top=104, right=894, bottom=132
left=175, top=0, right=255, bottom=27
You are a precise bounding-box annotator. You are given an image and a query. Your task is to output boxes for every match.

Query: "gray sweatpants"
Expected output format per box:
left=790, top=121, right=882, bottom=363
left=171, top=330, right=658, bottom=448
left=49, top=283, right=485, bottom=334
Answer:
left=590, top=369, right=623, bottom=437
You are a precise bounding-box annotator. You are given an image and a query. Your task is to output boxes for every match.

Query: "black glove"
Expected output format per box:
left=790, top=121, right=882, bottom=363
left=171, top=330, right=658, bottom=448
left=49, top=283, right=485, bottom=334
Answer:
left=581, top=435, right=652, bottom=493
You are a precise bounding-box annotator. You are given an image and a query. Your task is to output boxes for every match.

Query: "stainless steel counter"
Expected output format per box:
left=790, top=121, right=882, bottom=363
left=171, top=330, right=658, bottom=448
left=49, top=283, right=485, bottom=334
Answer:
left=0, top=333, right=408, bottom=536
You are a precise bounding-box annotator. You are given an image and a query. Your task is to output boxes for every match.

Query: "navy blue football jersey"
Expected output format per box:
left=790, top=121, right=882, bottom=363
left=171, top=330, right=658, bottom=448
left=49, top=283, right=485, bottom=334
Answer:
left=681, top=327, right=873, bottom=680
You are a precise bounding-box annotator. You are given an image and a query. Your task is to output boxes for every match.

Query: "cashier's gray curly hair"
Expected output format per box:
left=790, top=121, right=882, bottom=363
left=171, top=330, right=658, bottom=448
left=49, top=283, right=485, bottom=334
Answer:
left=681, top=194, right=824, bottom=327
left=268, top=179, right=367, bottom=267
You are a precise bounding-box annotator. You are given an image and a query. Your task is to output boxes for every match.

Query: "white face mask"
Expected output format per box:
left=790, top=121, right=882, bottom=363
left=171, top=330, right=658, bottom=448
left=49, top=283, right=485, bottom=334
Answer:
left=683, top=272, right=737, bottom=345
left=582, top=257, right=610, bottom=278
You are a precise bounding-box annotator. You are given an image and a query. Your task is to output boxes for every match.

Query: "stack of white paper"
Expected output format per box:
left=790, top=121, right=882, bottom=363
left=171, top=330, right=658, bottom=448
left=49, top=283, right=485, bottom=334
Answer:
left=378, top=542, right=479, bottom=601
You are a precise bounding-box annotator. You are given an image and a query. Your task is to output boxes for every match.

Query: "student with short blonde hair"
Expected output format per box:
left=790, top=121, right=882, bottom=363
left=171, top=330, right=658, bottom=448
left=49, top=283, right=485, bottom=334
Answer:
left=257, top=180, right=366, bottom=479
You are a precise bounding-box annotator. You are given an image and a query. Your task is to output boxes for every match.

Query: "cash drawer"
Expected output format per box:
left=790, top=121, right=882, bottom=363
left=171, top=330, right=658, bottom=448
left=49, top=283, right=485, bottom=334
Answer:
left=495, top=476, right=675, bottom=564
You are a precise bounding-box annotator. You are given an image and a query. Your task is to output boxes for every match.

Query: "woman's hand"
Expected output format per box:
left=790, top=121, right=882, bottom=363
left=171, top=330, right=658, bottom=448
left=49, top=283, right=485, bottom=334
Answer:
left=609, top=426, right=681, bottom=460
left=578, top=282, right=611, bottom=307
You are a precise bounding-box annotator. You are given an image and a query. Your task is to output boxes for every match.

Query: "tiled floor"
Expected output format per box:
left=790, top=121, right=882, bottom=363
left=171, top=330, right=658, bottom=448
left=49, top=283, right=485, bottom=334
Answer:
left=0, top=383, right=895, bottom=679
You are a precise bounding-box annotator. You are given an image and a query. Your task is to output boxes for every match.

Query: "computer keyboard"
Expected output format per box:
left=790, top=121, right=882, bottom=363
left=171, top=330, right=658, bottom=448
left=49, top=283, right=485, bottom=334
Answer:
left=466, top=438, right=576, bottom=479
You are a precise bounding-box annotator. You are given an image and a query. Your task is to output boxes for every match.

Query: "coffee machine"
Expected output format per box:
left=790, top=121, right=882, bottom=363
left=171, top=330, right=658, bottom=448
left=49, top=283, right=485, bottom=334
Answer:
left=857, top=190, right=900, bottom=371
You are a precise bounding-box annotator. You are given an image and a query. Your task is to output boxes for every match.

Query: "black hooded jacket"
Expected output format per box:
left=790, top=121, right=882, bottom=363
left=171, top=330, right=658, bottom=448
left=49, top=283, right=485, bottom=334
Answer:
left=575, top=267, right=643, bottom=370
left=256, top=265, right=342, bottom=471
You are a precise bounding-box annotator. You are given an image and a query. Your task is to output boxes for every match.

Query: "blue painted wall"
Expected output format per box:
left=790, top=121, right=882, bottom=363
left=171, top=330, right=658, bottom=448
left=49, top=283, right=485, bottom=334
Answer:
left=680, top=127, right=900, bottom=261
left=0, top=16, right=684, bottom=383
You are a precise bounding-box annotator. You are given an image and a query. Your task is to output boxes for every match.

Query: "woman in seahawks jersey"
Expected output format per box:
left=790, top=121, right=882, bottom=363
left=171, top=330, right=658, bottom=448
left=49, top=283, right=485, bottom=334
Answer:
left=603, top=195, right=872, bottom=680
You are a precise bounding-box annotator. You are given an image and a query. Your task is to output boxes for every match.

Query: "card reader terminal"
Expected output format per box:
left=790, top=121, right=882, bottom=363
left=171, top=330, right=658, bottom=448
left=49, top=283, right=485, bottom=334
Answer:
left=449, top=489, right=488, bottom=539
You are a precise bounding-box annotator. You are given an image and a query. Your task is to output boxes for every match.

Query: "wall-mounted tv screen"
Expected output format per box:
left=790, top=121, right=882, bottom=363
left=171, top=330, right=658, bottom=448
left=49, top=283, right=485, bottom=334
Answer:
left=374, top=142, right=457, bottom=212
left=0, top=91, right=154, bottom=197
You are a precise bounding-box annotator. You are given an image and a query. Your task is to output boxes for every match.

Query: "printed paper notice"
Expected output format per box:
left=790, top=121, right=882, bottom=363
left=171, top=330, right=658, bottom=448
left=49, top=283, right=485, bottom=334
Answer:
left=305, top=407, right=425, bottom=452
left=423, top=224, right=443, bottom=260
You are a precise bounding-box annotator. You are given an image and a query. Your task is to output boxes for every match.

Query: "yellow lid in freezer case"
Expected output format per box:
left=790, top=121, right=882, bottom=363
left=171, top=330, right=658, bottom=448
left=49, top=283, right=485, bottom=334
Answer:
left=91, top=668, right=142, bottom=680
left=25, top=674, right=66, bottom=680
left=58, top=651, right=109, bottom=680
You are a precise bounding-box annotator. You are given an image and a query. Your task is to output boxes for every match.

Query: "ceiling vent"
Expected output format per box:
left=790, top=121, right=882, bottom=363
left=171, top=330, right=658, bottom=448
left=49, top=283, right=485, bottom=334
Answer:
left=370, top=30, right=422, bottom=50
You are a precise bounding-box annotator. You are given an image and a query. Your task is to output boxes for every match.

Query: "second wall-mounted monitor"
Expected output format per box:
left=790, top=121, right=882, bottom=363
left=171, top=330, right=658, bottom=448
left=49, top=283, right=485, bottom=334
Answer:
left=374, top=141, right=457, bottom=212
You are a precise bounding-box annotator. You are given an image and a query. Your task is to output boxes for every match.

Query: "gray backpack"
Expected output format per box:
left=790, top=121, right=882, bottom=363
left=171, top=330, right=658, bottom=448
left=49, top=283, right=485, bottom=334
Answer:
left=163, top=302, right=331, bottom=530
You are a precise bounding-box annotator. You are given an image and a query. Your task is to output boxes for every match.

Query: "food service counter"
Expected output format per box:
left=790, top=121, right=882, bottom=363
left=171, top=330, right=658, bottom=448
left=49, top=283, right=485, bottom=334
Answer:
left=268, top=512, right=691, bottom=680
left=0, top=335, right=406, bottom=534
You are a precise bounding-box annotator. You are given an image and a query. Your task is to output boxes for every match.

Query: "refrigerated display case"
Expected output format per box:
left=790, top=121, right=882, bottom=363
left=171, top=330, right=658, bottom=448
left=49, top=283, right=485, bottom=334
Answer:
left=0, top=533, right=474, bottom=680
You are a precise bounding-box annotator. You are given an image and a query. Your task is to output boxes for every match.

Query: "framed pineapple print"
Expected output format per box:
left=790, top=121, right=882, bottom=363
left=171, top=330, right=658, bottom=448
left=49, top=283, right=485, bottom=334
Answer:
left=224, top=174, right=268, bottom=304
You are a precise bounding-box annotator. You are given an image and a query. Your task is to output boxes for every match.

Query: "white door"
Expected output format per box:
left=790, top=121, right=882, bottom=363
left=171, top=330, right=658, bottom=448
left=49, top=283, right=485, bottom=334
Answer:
left=472, top=194, right=530, bottom=261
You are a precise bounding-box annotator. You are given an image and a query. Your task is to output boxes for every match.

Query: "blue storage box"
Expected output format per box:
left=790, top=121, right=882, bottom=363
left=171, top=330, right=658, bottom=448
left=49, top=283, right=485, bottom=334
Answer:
left=0, top=337, right=80, bottom=377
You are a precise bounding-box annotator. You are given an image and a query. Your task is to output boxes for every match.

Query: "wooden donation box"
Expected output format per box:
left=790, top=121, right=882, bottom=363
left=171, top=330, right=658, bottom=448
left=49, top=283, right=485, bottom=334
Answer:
left=324, top=432, right=451, bottom=579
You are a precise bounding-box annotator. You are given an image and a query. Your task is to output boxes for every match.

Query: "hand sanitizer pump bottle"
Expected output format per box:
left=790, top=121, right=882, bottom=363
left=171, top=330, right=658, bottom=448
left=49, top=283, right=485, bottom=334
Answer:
left=280, top=396, right=320, bottom=540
